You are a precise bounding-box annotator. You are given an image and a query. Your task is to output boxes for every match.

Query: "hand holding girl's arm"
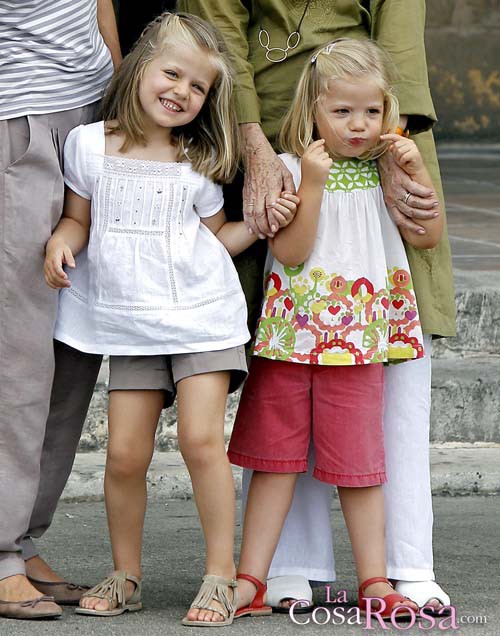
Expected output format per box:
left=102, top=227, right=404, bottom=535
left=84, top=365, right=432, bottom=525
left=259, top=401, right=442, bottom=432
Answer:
left=202, top=192, right=299, bottom=257
left=270, top=140, right=332, bottom=266
left=241, top=123, right=296, bottom=238
left=380, top=133, right=443, bottom=249
left=44, top=189, right=91, bottom=288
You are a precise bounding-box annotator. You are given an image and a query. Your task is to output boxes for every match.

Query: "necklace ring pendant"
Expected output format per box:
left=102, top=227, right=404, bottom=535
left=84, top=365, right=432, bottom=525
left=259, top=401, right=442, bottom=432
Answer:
left=258, top=29, right=301, bottom=63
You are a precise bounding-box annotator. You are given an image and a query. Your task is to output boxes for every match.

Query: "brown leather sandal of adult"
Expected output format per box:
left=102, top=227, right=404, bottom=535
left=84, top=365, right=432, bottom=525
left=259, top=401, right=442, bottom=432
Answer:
left=234, top=573, right=272, bottom=619
left=0, top=595, right=62, bottom=620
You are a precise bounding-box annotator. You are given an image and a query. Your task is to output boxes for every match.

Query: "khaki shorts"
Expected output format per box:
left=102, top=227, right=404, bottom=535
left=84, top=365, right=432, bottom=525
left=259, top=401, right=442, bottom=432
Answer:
left=108, top=346, right=248, bottom=408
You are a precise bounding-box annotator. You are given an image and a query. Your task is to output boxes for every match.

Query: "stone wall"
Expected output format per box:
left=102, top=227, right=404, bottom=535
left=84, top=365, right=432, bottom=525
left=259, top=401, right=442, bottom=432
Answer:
left=426, top=0, right=500, bottom=140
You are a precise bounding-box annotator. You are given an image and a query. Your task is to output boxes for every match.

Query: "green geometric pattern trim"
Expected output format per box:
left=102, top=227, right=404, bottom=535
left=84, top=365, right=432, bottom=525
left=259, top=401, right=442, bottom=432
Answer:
left=325, top=159, right=380, bottom=192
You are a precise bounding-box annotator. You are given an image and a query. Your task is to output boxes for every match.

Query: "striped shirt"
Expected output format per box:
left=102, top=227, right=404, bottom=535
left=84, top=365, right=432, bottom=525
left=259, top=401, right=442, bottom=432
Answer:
left=0, top=0, right=114, bottom=120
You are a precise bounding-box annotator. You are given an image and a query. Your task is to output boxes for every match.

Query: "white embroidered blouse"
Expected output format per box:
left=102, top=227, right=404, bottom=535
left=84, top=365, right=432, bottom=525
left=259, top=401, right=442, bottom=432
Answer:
left=54, top=121, right=249, bottom=355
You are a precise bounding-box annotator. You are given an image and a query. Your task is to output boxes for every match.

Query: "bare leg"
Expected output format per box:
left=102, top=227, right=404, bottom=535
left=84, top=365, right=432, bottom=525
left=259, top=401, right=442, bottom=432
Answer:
left=338, top=486, right=418, bottom=610
left=236, top=472, right=299, bottom=610
left=177, top=372, right=237, bottom=624
left=80, top=390, right=163, bottom=611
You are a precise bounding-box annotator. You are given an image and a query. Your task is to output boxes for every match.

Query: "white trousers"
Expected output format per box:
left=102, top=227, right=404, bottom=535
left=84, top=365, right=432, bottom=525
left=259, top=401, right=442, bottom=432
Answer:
left=242, top=335, right=434, bottom=582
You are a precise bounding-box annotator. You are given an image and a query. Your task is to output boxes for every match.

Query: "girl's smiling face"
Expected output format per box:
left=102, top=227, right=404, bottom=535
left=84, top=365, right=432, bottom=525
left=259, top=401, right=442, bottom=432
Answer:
left=315, top=76, right=385, bottom=159
left=138, top=43, right=218, bottom=135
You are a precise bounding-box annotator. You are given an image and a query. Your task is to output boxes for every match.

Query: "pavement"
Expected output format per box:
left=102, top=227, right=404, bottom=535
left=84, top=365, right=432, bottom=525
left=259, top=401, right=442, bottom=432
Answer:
left=3, top=496, right=500, bottom=636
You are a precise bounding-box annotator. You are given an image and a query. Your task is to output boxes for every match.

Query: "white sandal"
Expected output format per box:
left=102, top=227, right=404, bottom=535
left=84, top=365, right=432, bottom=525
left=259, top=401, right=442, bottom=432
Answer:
left=266, top=575, right=313, bottom=614
left=75, top=571, right=142, bottom=617
left=395, top=580, right=451, bottom=615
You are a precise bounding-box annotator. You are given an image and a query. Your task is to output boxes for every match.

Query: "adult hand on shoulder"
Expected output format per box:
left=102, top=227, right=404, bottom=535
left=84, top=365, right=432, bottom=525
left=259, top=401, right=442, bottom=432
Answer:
left=377, top=146, right=439, bottom=235
left=241, top=123, right=295, bottom=238
left=44, top=238, right=75, bottom=288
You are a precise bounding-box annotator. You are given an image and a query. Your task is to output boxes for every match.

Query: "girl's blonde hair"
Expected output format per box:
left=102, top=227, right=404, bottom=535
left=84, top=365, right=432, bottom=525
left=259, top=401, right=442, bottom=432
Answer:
left=102, top=12, right=239, bottom=183
left=279, top=38, right=399, bottom=161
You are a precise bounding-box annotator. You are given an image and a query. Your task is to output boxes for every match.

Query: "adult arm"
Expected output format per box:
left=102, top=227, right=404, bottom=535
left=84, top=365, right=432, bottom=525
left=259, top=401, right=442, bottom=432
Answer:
left=179, top=0, right=295, bottom=237
left=97, top=0, right=122, bottom=70
left=370, top=0, right=439, bottom=234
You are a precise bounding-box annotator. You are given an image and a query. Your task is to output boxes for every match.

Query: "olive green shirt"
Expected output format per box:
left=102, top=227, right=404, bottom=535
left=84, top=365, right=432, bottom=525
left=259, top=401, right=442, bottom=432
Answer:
left=179, top=0, right=456, bottom=337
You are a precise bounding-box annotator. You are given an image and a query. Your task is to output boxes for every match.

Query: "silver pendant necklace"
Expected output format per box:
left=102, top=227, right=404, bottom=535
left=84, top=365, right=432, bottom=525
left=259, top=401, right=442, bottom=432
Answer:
left=258, top=0, right=312, bottom=63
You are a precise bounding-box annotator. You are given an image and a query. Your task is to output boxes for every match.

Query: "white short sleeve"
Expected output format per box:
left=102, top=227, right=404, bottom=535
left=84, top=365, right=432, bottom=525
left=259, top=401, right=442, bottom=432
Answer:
left=193, top=173, right=224, bottom=218
left=278, top=153, right=302, bottom=191
left=63, top=125, right=92, bottom=199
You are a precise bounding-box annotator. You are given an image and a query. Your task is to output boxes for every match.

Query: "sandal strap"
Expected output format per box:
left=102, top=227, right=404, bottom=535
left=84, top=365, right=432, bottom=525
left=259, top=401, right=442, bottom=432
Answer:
left=189, top=574, right=237, bottom=619
left=359, top=577, right=392, bottom=596
left=81, top=571, right=140, bottom=608
left=236, top=573, right=267, bottom=608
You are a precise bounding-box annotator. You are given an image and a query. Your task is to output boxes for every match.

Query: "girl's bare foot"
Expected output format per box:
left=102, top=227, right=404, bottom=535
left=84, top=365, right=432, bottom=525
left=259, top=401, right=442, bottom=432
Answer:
left=79, top=576, right=137, bottom=612
left=184, top=572, right=236, bottom=624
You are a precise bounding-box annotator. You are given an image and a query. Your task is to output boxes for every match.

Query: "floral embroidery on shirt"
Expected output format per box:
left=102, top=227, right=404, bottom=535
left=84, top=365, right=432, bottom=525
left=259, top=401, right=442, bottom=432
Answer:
left=252, top=263, right=423, bottom=365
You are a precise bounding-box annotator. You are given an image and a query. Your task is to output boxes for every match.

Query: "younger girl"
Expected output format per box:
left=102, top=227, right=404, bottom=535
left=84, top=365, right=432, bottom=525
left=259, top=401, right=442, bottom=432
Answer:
left=228, top=39, right=443, bottom=620
left=43, top=13, right=296, bottom=626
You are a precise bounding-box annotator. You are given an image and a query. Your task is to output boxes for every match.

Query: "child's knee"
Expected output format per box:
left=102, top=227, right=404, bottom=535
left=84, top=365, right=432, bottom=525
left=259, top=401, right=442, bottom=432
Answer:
left=106, top=445, right=151, bottom=479
left=178, top=430, right=223, bottom=465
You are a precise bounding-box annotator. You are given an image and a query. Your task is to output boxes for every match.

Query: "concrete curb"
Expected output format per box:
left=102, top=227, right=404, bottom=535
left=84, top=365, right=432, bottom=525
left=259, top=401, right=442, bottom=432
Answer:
left=61, top=444, right=500, bottom=502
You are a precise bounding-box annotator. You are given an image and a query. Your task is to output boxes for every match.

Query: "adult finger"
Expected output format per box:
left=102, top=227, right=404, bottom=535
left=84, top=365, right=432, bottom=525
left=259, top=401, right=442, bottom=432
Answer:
left=402, top=193, right=440, bottom=212
left=389, top=206, right=426, bottom=234
left=400, top=173, right=434, bottom=199
left=242, top=179, right=262, bottom=236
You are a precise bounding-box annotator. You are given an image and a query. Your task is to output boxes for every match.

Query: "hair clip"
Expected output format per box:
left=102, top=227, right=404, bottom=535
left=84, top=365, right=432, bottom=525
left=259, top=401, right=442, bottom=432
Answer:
left=311, top=41, right=337, bottom=64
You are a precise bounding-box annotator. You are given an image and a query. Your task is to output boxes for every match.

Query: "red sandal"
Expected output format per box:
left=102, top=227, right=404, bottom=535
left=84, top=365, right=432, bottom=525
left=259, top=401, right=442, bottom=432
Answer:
left=234, top=574, right=272, bottom=619
left=358, top=577, right=417, bottom=621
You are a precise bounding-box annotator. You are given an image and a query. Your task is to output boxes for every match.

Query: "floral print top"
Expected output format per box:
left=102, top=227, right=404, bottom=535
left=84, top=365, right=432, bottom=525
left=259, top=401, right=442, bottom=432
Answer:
left=252, top=154, right=425, bottom=365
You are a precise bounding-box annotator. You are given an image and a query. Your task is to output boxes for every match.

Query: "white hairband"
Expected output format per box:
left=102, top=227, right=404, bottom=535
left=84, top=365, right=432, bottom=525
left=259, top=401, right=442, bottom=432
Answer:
left=311, top=41, right=338, bottom=64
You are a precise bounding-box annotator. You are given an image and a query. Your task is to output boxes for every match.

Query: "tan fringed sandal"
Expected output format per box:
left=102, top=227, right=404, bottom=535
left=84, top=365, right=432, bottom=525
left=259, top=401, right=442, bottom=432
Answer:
left=181, top=574, right=238, bottom=627
left=75, top=571, right=142, bottom=617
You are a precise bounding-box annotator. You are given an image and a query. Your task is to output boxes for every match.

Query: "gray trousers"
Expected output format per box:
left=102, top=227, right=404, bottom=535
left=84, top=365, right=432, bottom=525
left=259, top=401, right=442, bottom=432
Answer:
left=0, top=105, right=101, bottom=580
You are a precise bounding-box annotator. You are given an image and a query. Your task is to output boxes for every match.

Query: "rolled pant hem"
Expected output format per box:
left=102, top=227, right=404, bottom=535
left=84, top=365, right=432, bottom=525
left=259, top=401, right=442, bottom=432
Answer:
left=0, top=554, right=26, bottom=581
left=313, top=467, right=387, bottom=487
left=228, top=450, right=308, bottom=473
left=386, top=567, right=436, bottom=582
left=20, top=537, right=39, bottom=561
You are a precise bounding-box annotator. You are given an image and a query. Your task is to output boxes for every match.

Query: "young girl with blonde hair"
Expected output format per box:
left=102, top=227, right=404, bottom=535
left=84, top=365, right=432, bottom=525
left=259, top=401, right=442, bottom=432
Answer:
left=43, top=12, right=296, bottom=626
left=228, top=38, right=443, bottom=621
